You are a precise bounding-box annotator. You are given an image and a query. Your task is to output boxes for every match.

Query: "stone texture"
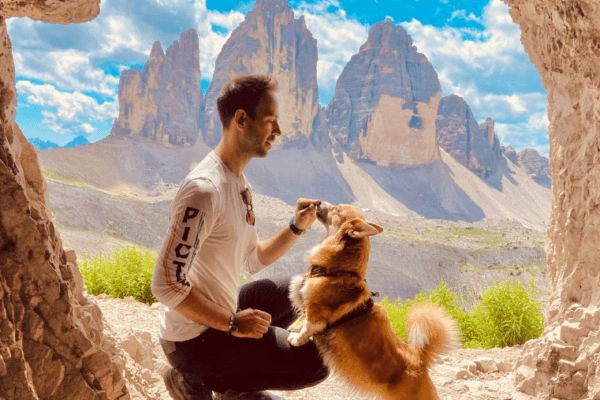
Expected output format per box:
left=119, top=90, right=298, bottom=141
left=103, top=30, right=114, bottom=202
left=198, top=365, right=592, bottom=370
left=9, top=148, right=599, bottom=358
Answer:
left=2, top=0, right=100, bottom=23
left=502, top=0, right=600, bottom=398
left=202, top=0, right=319, bottom=148
left=326, top=18, right=441, bottom=166
left=518, top=148, right=552, bottom=189
left=110, top=29, right=203, bottom=147
left=0, top=2, right=129, bottom=399
left=436, top=95, right=501, bottom=178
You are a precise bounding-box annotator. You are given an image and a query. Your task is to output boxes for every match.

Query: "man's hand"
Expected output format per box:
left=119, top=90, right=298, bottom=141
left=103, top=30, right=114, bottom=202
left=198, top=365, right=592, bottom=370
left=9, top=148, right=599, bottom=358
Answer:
left=231, top=308, right=272, bottom=339
left=293, top=198, right=321, bottom=231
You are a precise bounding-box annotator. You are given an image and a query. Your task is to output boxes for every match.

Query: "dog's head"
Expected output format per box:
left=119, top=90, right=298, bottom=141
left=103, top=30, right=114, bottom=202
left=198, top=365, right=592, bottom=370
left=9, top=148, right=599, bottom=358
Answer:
left=309, top=202, right=383, bottom=278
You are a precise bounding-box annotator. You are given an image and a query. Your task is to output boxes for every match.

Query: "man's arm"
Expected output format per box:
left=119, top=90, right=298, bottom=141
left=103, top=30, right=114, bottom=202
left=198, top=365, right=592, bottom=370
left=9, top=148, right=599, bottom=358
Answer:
left=174, top=286, right=271, bottom=339
left=257, top=198, right=320, bottom=266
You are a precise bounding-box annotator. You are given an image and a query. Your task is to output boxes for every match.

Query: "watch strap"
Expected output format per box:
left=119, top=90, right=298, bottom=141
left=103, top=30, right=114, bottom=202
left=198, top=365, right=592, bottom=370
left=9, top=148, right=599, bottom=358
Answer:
left=289, top=217, right=305, bottom=235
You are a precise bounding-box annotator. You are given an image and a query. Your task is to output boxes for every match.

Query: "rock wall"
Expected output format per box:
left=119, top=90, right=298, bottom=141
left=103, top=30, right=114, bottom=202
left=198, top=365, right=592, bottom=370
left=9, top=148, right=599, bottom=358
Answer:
left=0, top=1, right=130, bottom=399
left=503, top=0, right=600, bottom=398
left=436, top=95, right=501, bottom=179
left=110, top=29, right=203, bottom=147
left=202, top=0, right=319, bottom=148
left=326, top=18, right=441, bottom=166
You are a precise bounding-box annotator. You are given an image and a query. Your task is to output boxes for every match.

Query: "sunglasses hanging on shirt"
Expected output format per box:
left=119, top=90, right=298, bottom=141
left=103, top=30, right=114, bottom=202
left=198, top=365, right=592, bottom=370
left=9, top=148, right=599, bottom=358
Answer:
left=240, top=188, right=255, bottom=226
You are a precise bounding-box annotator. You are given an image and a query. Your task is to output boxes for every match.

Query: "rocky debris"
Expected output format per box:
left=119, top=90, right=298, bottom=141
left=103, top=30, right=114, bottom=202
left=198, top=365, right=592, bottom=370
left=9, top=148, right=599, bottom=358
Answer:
left=517, top=148, right=551, bottom=189
left=326, top=18, right=442, bottom=166
left=111, top=29, right=204, bottom=147
left=202, top=0, right=319, bottom=148
left=436, top=95, right=501, bottom=179
left=0, top=2, right=130, bottom=399
left=93, top=291, right=532, bottom=400
left=503, top=0, right=600, bottom=398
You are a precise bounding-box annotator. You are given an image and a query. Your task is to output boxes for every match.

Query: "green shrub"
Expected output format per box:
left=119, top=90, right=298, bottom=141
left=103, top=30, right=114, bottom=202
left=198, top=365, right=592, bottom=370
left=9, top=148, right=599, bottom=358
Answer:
left=380, top=279, right=544, bottom=349
left=80, top=247, right=255, bottom=304
left=81, top=246, right=158, bottom=304
left=471, top=279, right=544, bottom=348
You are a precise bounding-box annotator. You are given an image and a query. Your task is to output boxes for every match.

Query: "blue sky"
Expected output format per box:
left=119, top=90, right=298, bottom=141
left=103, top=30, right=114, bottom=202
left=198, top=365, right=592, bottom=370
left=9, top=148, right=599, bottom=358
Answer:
left=8, top=0, right=548, bottom=155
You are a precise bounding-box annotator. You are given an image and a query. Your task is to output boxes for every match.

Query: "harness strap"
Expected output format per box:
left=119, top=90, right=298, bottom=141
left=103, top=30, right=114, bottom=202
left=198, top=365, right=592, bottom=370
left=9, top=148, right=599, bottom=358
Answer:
left=326, top=297, right=375, bottom=330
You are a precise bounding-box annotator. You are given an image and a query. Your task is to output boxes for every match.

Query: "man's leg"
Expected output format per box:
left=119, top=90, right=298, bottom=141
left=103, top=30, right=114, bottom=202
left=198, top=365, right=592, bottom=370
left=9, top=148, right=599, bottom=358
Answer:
left=173, top=277, right=328, bottom=394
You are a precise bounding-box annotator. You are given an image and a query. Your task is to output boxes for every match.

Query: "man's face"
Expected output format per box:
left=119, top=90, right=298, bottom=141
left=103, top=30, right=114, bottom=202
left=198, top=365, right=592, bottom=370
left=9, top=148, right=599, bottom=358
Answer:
left=240, top=92, right=281, bottom=158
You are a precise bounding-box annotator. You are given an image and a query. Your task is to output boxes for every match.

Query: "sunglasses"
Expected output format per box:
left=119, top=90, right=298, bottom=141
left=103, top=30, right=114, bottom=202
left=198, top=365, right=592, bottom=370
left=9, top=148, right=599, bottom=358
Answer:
left=240, top=188, right=255, bottom=226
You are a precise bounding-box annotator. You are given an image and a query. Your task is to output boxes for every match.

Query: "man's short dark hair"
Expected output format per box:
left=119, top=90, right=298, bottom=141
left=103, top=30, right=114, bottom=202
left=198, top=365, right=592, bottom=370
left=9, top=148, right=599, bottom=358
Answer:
left=217, top=75, right=278, bottom=129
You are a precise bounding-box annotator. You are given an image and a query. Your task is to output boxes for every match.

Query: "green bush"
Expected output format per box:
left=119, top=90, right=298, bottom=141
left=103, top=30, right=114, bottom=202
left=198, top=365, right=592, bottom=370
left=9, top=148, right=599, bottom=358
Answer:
left=81, top=246, right=158, bottom=304
left=380, top=279, right=545, bottom=349
left=472, top=279, right=544, bottom=348
left=80, top=247, right=255, bottom=305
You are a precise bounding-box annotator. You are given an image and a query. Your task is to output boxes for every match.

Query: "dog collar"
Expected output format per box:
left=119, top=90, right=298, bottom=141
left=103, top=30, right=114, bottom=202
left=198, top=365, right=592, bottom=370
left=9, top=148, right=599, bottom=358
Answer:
left=308, top=265, right=379, bottom=297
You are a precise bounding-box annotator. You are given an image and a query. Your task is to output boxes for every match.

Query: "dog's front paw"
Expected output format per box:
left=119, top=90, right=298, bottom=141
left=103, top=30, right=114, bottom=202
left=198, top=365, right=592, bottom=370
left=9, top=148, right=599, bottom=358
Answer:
left=288, top=323, right=302, bottom=333
left=288, top=332, right=308, bottom=347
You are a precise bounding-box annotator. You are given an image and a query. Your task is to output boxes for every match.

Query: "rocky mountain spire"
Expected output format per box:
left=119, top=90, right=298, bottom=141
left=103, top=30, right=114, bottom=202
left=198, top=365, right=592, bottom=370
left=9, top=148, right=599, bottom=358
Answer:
left=202, top=0, right=319, bottom=148
left=110, top=29, right=204, bottom=147
left=325, top=18, right=442, bottom=166
left=436, top=94, right=500, bottom=178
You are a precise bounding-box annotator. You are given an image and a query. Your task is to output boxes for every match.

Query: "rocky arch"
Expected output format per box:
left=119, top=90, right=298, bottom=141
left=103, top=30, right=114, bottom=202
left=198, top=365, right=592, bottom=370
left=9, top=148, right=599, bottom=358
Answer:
left=1, top=0, right=600, bottom=398
left=0, top=0, right=130, bottom=399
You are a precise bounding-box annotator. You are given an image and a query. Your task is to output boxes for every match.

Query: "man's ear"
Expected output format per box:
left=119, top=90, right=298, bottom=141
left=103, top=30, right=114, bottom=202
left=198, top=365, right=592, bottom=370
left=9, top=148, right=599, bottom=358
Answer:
left=346, top=219, right=383, bottom=238
left=232, top=109, right=247, bottom=130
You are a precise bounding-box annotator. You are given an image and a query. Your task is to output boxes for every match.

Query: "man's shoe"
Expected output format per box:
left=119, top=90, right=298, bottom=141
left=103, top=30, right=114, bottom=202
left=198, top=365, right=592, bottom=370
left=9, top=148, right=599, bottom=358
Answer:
left=163, top=368, right=190, bottom=400
left=212, top=390, right=282, bottom=400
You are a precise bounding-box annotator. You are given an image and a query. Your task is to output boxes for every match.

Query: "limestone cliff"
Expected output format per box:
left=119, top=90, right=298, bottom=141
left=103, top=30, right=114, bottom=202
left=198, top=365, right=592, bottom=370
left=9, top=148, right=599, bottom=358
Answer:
left=0, top=1, right=129, bottom=398
left=326, top=18, right=441, bottom=167
left=518, top=148, right=551, bottom=189
left=436, top=95, right=501, bottom=179
left=110, top=29, right=203, bottom=147
left=502, top=0, right=600, bottom=398
left=202, top=0, right=318, bottom=148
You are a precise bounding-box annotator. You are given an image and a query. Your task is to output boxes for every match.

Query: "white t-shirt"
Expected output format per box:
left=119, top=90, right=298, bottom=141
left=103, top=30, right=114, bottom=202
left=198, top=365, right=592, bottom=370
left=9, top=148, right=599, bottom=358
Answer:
left=151, top=151, right=267, bottom=341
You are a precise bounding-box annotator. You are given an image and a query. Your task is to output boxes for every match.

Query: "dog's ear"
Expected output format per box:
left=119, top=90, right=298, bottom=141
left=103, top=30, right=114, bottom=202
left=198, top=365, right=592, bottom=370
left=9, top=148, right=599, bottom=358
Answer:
left=346, top=219, right=383, bottom=238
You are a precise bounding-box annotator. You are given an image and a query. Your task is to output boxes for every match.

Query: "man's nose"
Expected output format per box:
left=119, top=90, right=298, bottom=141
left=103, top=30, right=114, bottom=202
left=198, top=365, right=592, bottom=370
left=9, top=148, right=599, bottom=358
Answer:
left=273, top=121, right=281, bottom=135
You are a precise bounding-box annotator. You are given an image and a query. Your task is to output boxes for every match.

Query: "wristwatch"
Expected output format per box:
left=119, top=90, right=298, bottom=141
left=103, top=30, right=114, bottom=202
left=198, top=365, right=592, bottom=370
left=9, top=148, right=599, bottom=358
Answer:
left=289, top=217, right=305, bottom=235
left=227, top=312, right=238, bottom=335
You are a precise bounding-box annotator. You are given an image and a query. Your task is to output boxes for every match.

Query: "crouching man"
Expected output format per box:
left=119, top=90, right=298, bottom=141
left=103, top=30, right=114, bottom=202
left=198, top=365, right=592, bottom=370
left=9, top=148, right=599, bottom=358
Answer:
left=151, top=75, right=329, bottom=400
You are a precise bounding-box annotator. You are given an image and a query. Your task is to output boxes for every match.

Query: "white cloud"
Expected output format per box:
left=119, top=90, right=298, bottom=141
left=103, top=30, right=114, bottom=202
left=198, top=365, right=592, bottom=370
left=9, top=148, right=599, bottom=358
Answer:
left=80, top=123, right=96, bottom=134
left=449, top=10, right=481, bottom=23
left=14, top=49, right=120, bottom=97
left=292, top=0, right=369, bottom=104
left=496, top=111, right=549, bottom=156
left=16, top=80, right=117, bottom=134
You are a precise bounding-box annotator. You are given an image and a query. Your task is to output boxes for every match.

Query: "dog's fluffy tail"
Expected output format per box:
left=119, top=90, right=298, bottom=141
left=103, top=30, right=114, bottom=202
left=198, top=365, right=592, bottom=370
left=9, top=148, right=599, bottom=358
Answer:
left=406, top=302, right=460, bottom=368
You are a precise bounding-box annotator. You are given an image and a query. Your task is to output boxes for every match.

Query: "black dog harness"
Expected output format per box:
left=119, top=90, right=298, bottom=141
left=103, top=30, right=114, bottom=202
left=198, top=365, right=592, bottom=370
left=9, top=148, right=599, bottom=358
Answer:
left=304, top=265, right=379, bottom=331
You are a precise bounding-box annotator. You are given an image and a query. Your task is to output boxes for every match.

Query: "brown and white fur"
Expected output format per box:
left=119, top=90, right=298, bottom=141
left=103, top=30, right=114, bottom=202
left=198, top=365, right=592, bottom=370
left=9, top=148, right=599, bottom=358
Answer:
left=287, top=202, right=460, bottom=400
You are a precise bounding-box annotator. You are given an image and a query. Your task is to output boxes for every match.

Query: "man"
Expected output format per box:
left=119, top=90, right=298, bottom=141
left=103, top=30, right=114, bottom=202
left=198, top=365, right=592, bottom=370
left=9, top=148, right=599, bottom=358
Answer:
left=151, top=75, right=328, bottom=400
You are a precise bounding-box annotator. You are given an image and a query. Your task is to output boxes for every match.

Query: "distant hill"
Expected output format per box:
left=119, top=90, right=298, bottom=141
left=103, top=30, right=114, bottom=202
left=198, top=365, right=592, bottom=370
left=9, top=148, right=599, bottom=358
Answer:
left=30, top=135, right=90, bottom=150
left=64, top=135, right=90, bottom=148
left=29, top=137, right=60, bottom=150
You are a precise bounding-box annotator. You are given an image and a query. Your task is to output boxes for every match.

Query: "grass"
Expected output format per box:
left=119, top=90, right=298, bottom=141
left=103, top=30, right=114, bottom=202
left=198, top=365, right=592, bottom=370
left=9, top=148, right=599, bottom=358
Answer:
left=42, top=167, right=98, bottom=189
left=81, top=246, right=256, bottom=305
left=381, top=279, right=545, bottom=349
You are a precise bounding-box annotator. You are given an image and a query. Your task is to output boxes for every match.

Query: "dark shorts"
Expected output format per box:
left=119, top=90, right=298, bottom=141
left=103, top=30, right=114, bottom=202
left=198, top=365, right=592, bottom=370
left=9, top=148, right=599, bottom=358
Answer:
left=160, top=276, right=329, bottom=396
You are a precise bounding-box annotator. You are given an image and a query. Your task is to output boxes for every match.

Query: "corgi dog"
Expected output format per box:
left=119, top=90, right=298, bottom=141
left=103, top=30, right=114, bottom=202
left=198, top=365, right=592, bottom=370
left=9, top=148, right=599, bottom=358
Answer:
left=287, top=202, right=460, bottom=400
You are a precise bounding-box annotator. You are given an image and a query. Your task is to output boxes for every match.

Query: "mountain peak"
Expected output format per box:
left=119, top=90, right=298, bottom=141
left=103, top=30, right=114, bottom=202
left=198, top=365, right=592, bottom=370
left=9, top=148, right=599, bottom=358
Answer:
left=149, top=41, right=164, bottom=59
